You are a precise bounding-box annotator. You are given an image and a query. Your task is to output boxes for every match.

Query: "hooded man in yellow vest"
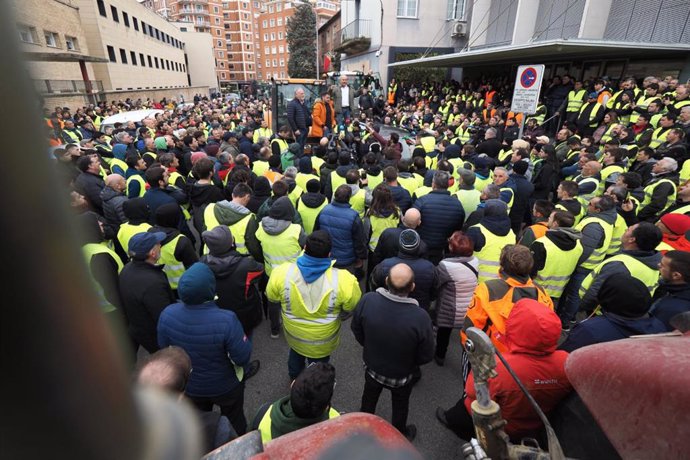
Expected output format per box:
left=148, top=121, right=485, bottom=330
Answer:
left=267, top=230, right=360, bottom=379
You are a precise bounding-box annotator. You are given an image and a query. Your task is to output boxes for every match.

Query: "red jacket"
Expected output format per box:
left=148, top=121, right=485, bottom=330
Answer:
left=464, top=298, right=572, bottom=439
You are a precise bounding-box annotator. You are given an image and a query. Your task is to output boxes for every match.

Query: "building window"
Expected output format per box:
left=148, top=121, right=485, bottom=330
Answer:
left=397, top=0, right=418, bottom=18
left=277, top=18, right=283, bottom=26
left=147, top=55, right=153, bottom=67
left=140, top=52, right=145, bottom=66
left=215, top=17, right=220, bottom=24
left=111, top=5, right=119, bottom=22
left=278, top=45, right=284, bottom=53
left=263, top=33, right=268, bottom=41
left=246, top=44, right=251, bottom=50
left=271, top=46, right=276, bottom=54
left=97, top=0, right=107, bottom=17
left=219, top=50, right=224, bottom=58
left=276, top=3, right=282, bottom=12
left=280, top=71, right=285, bottom=78
left=224, top=12, right=229, bottom=19
left=262, top=20, right=267, bottom=28
left=123, top=12, right=130, bottom=27
left=154, top=56, right=159, bottom=68
left=220, top=62, right=225, bottom=68
left=155, top=29, right=160, bottom=40
left=221, top=72, right=226, bottom=79
left=278, top=31, right=283, bottom=39
left=166, top=60, right=170, bottom=70
left=269, top=19, right=275, bottom=27
left=216, top=29, right=221, bottom=35
left=264, top=46, right=269, bottom=54
left=272, top=59, right=277, bottom=66
left=65, top=36, right=79, bottom=51
left=270, top=32, right=275, bottom=40
left=229, top=63, right=234, bottom=69
left=141, top=22, right=147, bottom=35
left=130, top=51, right=137, bottom=65
left=279, top=58, right=284, bottom=66
left=265, top=59, right=270, bottom=67
left=446, top=0, right=466, bottom=20
left=243, top=23, right=249, bottom=30
left=248, top=64, right=252, bottom=70
left=18, top=25, right=38, bottom=44
left=268, top=5, right=274, bottom=13
left=217, top=40, right=222, bottom=47
left=107, top=45, right=116, bottom=62
left=133, top=17, right=139, bottom=31
left=44, top=31, right=60, bottom=47
left=119, top=48, right=128, bottom=63
left=214, top=6, right=219, bottom=13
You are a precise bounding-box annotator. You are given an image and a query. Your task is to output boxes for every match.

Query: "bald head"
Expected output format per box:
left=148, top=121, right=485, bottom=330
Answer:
left=386, top=263, right=415, bottom=297
left=105, top=174, right=126, bottom=191
left=136, top=346, right=191, bottom=395
left=402, top=208, right=421, bottom=229
left=583, top=161, right=602, bottom=177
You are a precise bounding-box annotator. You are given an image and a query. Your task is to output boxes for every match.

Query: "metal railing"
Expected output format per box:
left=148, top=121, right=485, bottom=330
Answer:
left=339, top=19, right=371, bottom=43
left=33, top=79, right=104, bottom=95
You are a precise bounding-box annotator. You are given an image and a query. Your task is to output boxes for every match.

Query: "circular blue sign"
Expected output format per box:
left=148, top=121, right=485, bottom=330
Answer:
left=520, top=67, right=538, bottom=88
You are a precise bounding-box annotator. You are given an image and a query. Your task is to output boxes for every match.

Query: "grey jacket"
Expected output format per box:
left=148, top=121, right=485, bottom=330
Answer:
left=578, top=208, right=618, bottom=265
left=434, top=256, right=479, bottom=328
left=333, top=84, right=357, bottom=115
left=101, top=186, right=128, bottom=233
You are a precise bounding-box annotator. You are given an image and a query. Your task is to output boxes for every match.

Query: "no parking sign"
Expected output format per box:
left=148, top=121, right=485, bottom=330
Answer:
left=511, top=64, right=545, bottom=114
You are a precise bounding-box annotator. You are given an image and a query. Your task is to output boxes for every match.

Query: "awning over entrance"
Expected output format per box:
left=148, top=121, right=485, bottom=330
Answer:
left=23, top=52, right=109, bottom=63
left=388, top=39, right=690, bottom=69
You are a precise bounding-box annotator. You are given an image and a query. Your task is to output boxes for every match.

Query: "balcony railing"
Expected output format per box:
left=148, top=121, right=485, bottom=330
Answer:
left=178, top=0, right=208, bottom=4
left=34, top=79, right=104, bottom=95
left=180, top=8, right=209, bottom=16
left=335, top=19, right=371, bottom=55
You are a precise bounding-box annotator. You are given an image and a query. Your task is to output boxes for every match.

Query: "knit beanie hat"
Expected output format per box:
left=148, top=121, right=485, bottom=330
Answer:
left=484, top=199, right=508, bottom=216
left=512, top=160, right=528, bottom=175
left=269, top=196, right=295, bottom=221
left=299, top=156, right=313, bottom=174
left=660, top=213, right=690, bottom=235
left=178, top=263, right=216, bottom=305
left=112, top=143, right=128, bottom=160
left=154, top=136, right=168, bottom=150
left=399, top=229, right=421, bottom=254
left=306, top=179, right=321, bottom=193
left=155, top=203, right=181, bottom=228
left=202, top=225, right=234, bottom=256
left=598, top=273, right=651, bottom=318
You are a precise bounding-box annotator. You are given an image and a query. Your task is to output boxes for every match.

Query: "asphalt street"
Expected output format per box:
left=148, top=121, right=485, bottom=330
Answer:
left=243, top=314, right=468, bottom=459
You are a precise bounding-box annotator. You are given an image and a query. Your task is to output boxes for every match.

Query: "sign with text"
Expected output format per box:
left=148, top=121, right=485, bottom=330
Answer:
left=511, top=64, right=545, bottom=115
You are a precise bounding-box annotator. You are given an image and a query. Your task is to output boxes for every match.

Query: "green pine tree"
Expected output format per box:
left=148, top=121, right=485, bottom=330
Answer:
left=286, top=1, right=316, bottom=78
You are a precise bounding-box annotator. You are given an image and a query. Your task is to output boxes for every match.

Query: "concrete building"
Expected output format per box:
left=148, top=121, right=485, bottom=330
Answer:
left=258, top=0, right=338, bottom=80
left=14, top=0, right=211, bottom=109
left=338, top=0, right=465, bottom=84
left=170, top=21, right=219, bottom=92
left=318, top=10, right=340, bottom=75
left=386, top=0, right=690, bottom=83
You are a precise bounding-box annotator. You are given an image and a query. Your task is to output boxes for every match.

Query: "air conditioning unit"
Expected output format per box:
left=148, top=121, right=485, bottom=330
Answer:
left=452, top=21, right=467, bottom=37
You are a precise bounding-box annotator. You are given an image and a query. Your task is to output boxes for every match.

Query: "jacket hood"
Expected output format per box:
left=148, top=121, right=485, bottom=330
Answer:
left=261, top=216, right=292, bottom=235
left=298, top=156, right=313, bottom=174
left=269, top=396, right=331, bottom=438
left=214, top=200, right=251, bottom=226
left=253, top=176, right=272, bottom=196
left=178, top=262, right=216, bottom=305
left=296, top=254, right=333, bottom=283
left=112, top=143, right=128, bottom=160
left=300, top=192, right=327, bottom=208
left=365, top=165, right=382, bottom=176
left=621, top=249, right=662, bottom=271
left=546, top=227, right=582, bottom=250
left=335, top=165, right=352, bottom=177
left=604, top=312, right=666, bottom=336
left=480, top=200, right=512, bottom=236
left=189, top=182, right=220, bottom=206
left=155, top=202, right=182, bottom=229
left=594, top=207, right=618, bottom=225
left=269, top=196, right=295, bottom=221
left=78, top=211, right=104, bottom=244
left=149, top=224, right=180, bottom=245
left=100, top=186, right=122, bottom=202
left=122, top=197, right=150, bottom=224
left=201, top=253, right=243, bottom=278
left=505, top=298, right=561, bottom=355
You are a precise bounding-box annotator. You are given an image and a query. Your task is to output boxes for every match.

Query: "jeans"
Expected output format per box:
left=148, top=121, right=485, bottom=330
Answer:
left=558, top=267, right=590, bottom=328
left=360, top=371, right=414, bottom=434
left=337, top=107, right=351, bottom=126
left=287, top=349, right=330, bottom=380
left=189, top=383, right=247, bottom=435
left=296, top=130, right=308, bottom=154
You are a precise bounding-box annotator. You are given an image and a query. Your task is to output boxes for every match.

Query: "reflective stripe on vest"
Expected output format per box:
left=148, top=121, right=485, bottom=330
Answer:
left=82, top=243, right=124, bottom=313
left=295, top=173, right=319, bottom=192
left=577, top=176, right=600, bottom=202
left=160, top=234, right=186, bottom=289
left=126, top=174, right=146, bottom=198
left=367, top=171, right=384, bottom=190
left=330, top=171, right=347, bottom=198
left=117, top=222, right=152, bottom=255
left=579, top=102, right=603, bottom=127
left=534, top=236, right=583, bottom=299
left=474, top=173, right=493, bottom=192
left=579, top=254, right=660, bottom=299
left=256, top=223, right=302, bottom=275
left=349, top=189, right=366, bottom=218
left=598, top=165, right=625, bottom=194
left=420, top=136, right=435, bottom=153
left=109, top=158, right=128, bottom=177
left=203, top=204, right=252, bottom=255
left=641, top=178, right=677, bottom=218
left=567, top=89, right=586, bottom=112
left=575, top=216, right=613, bottom=270
left=500, top=187, right=515, bottom=211
left=283, top=263, right=342, bottom=357
left=650, top=127, right=671, bottom=149
left=671, top=203, right=690, bottom=215
left=296, top=199, right=327, bottom=234
left=258, top=404, right=339, bottom=443
left=271, top=138, right=289, bottom=154
left=368, top=213, right=399, bottom=251
left=472, top=224, right=516, bottom=283
left=606, top=213, right=628, bottom=256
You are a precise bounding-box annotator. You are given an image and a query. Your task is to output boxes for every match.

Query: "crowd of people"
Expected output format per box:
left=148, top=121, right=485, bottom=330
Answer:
left=52, top=70, right=690, bottom=453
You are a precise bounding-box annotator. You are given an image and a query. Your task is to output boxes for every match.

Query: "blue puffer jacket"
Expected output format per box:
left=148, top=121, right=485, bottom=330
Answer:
left=316, top=201, right=366, bottom=267
left=158, top=263, right=252, bottom=397
left=414, top=190, right=465, bottom=251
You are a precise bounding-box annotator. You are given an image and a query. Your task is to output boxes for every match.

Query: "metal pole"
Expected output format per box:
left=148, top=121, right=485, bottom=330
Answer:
left=315, top=6, right=319, bottom=79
